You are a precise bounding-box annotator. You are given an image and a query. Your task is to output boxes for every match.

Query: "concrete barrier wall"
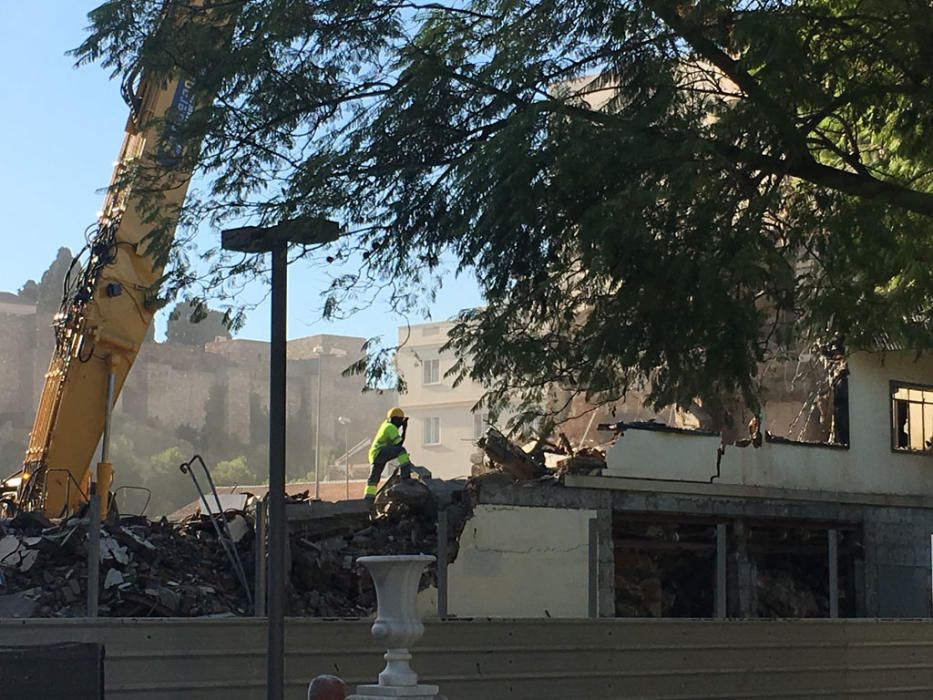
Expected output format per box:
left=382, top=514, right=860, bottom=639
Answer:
left=3, top=618, right=933, bottom=699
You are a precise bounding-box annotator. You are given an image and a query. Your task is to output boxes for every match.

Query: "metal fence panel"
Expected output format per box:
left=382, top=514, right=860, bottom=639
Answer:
left=1, top=618, right=933, bottom=699
left=0, top=642, right=104, bottom=700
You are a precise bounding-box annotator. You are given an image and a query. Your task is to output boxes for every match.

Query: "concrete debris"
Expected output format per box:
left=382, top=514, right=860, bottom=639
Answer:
left=227, top=514, right=250, bottom=544
left=287, top=483, right=471, bottom=617
left=99, top=537, right=129, bottom=565
left=0, top=536, right=40, bottom=573
left=479, top=430, right=549, bottom=481
left=479, top=428, right=606, bottom=481
left=0, top=536, right=20, bottom=566
left=18, top=549, right=38, bottom=573
left=0, top=511, right=254, bottom=617
left=555, top=447, right=607, bottom=476
left=199, top=493, right=250, bottom=515
left=103, top=569, right=124, bottom=590
left=119, top=527, right=157, bottom=552
left=0, top=478, right=473, bottom=618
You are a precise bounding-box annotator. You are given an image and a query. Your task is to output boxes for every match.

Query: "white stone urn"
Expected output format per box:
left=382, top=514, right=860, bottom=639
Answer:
left=352, top=555, right=439, bottom=699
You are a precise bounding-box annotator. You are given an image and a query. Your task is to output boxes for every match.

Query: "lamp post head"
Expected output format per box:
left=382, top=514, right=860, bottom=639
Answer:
left=221, top=217, right=340, bottom=253
left=337, top=416, right=352, bottom=425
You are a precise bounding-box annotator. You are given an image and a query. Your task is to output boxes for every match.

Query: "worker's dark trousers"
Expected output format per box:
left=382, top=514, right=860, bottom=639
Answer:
left=366, top=445, right=411, bottom=497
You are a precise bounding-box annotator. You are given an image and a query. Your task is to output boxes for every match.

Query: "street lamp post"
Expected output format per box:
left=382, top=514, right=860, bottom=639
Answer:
left=315, top=359, right=322, bottom=500
left=222, top=218, right=339, bottom=700
left=338, top=416, right=351, bottom=499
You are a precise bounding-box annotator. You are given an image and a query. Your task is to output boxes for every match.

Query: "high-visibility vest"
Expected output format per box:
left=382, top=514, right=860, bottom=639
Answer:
left=368, top=420, right=402, bottom=463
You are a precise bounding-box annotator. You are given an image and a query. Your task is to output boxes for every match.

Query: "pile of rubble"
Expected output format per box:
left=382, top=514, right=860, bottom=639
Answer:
left=288, top=512, right=457, bottom=617
left=476, top=428, right=607, bottom=480
left=0, top=510, right=253, bottom=618
left=0, top=429, right=594, bottom=619
left=0, top=482, right=472, bottom=619
left=286, top=470, right=473, bottom=616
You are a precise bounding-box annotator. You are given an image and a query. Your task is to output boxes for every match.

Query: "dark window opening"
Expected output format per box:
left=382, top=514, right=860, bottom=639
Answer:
left=832, top=370, right=849, bottom=445
left=613, top=514, right=863, bottom=619
left=742, top=523, right=860, bottom=618
left=613, top=515, right=716, bottom=617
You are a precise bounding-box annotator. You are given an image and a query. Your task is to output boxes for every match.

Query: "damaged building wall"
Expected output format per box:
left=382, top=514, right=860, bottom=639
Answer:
left=606, top=428, right=724, bottom=482
left=604, top=426, right=852, bottom=491
left=472, top=478, right=933, bottom=619
left=446, top=504, right=596, bottom=618
left=606, top=351, right=933, bottom=498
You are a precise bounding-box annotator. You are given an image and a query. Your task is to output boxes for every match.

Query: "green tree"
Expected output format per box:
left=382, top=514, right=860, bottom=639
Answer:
left=212, top=456, right=255, bottom=486
left=166, top=300, right=232, bottom=346
left=75, top=0, right=933, bottom=423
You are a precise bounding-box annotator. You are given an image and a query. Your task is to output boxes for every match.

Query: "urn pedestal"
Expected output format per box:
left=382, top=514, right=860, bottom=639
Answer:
left=349, top=555, right=440, bottom=700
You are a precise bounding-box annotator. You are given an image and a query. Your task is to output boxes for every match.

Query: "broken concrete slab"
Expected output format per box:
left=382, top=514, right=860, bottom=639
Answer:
left=479, top=430, right=549, bottom=481
left=199, top=492, right=250, bottom=515
left=104, top=569, right=125, bottom=590
left=227, top=515, right=250, bottom=544
left=18, top=549, right=37, bottom=573
left=99, top=537, right=129, bottom=565
left=0, top=536, right=21, bottom=568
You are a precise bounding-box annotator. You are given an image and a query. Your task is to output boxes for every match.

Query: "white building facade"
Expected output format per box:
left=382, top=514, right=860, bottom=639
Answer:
left=395, top=321, right=487, bottom=480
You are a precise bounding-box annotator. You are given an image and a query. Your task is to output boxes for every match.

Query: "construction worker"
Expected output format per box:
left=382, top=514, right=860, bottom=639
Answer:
left=366, top=408, right=412, bottom=502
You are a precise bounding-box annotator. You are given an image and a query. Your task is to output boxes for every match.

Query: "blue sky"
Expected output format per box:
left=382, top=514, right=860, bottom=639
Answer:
left=0, top=2, right=483, bottom=347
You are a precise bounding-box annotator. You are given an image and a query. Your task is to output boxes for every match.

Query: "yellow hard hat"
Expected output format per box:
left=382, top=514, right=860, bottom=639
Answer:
left=387, top=407, right=405, bottom=420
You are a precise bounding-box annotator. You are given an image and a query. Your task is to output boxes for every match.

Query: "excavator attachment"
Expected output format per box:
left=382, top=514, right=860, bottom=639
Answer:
left=18, top=0, right=222, bottom=517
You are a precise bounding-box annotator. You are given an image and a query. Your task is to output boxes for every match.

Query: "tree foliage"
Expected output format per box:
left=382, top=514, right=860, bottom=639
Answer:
left=212, top=455, right=253, bottom=486
left=74, top=0, right=933, bottom=422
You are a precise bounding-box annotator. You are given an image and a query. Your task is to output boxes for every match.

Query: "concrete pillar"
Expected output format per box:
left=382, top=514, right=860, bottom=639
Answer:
left=828, top=528, right=839, bottom=618
left=596, top=508, right=615, bottom=618
left=715, top=523, right=727, bottom=618
left=588, top=518, right=598, bottom=618
left=731, top=519, right=757, bottom=617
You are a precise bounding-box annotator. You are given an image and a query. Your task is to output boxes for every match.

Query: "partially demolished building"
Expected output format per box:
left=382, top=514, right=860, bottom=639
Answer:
left=2, top=350, right=931, bottom=624
left=456, top=349, right=933, bottom=620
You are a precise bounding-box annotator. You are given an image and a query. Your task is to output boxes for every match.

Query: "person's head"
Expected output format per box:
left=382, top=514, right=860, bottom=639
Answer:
left=387, top=407, right=406, bottom=428
left=307, top=674, right=346, bottom=700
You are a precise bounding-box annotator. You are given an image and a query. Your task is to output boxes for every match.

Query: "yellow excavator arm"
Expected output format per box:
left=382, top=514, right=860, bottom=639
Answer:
left=19, top=7, right=211, bottom=517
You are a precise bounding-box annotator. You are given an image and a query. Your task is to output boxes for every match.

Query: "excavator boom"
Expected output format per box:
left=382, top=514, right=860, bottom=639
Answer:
left=19, top=3, right=213, bottom=517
